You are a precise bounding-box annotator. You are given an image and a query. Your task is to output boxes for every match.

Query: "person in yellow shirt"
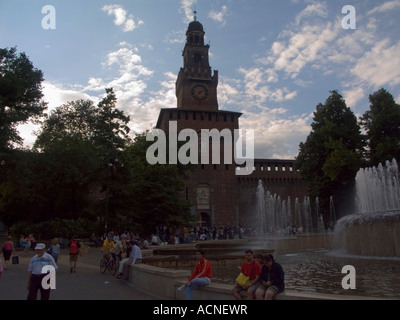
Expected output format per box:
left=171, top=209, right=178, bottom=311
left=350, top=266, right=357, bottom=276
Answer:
left=101, top=235, right=116, bottom=258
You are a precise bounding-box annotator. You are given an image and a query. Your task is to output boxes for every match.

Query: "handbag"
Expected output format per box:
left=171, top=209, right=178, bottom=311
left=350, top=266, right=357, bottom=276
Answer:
left=236, top=260, right=255, bottom=287
left=12, top=256, right=19, bottom=264
left=235, top=272, right=251, bottom=287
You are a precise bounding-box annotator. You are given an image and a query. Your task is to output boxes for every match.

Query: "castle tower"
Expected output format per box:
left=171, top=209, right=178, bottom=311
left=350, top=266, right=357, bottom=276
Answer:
left=175, top=15, right=218, bottom=111
left=156, top=16, right=242, bottom=228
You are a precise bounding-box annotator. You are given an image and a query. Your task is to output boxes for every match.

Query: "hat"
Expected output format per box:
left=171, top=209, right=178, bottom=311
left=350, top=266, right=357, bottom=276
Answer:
left=35, top=243, right=46, bottom=250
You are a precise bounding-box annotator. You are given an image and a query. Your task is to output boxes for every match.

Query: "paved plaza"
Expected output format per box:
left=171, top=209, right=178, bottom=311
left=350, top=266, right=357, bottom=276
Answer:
left=0, top=246, right=155, bottom=300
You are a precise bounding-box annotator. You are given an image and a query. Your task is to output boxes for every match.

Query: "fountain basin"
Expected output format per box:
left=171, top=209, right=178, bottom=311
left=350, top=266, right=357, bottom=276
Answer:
left=335, top=211, right=400, bottom=257
left=142, top=236, right=333, bottom=268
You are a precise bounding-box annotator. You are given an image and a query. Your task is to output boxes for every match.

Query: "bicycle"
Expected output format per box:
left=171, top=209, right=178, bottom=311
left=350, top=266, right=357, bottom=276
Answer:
left=100, top=252, right=118, bottom=275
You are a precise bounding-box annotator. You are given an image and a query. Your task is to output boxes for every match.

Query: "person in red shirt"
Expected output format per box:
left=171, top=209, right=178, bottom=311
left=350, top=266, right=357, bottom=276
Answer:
left=231, top=248, right=262, bottom=300
left=180, top=249, right=212, bottom=300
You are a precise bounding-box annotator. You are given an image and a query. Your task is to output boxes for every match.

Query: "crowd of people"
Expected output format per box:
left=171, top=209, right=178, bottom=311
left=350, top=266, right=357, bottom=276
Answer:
left=178, top=248, right=285, bottom=300
left=99, top=231, right=143, bottom=280
left=1, top=229, right=285, bottom=301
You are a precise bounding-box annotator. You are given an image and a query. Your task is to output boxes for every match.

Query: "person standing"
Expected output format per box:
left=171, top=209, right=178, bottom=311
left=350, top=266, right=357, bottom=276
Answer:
left=231, top=249, right=262, bottom=300
left=180, top=249, right=213, bottom=300
left=27, top=243, right=57, bottom=300
left=68, top=236, right=81, bottom=273
left=255, top=254, right=285, bottom=300
left=48, top=238, right=61, bottom=263
left=27, top=234, right=36, bottom=252
left=1, top=236, right=16, bottom=269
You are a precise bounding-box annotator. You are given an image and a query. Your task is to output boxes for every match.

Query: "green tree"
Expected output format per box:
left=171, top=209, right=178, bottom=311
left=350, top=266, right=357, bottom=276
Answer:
left=360, top=88, right=400, bottom=166
left=92, top=88, right=131, bottom=157
left=295, top=90, right=364, bottom=223
left=122, top=133, right=192, bottom=236
left=34, top=99, right=97, bottom=151
left=0, top=47, right=46, bottom=150
left=4, top=89, right=132, bottom=229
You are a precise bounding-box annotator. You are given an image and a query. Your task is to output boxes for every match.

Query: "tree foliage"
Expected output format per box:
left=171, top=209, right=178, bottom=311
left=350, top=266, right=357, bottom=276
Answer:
left=294, top=90, right=364, bottom=221
left=121, top=133, right=192, bottom=236
left=1, top=87, right=191, bottom=237
left=0, top=47, right=46, bottom=150
left=359, top=88, right=400, bottom=166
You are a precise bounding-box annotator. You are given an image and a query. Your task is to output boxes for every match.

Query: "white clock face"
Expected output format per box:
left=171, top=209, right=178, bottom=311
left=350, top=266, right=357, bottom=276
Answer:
left=192, top=85, right=208, bottom=101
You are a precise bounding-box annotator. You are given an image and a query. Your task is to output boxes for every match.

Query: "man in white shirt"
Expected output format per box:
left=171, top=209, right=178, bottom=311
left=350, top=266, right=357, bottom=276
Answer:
left=116, top=240, right=142, bottom=279
left=27, top=243, right=57, bottom=300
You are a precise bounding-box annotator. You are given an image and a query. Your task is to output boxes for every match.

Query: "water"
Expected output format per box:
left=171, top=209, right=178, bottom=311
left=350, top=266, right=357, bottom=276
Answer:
left=334, top=158, right=400, bottom=257
left=256, top=179, right=325, bottom=236
left=209, top=249, right=400, bottom=299
left=354, top=158, right=400, bottom=213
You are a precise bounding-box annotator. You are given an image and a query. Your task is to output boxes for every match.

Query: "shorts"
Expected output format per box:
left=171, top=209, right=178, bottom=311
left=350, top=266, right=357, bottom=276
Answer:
left=257, top=284, right=280, bottom=295
left=2, top=249, right=12, bottom=261
left=233, top=282, right=259, bottom=292
left=69, top=254, right=79, bottom=262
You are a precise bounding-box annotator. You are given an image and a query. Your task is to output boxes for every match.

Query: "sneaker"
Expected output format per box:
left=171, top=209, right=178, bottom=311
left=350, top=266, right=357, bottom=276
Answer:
left=177, top=284, right=186, bottom=291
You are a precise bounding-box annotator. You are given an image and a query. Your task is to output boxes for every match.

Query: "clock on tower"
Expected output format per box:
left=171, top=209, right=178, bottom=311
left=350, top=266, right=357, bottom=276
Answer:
left=175, top=15, right=218, bottom=111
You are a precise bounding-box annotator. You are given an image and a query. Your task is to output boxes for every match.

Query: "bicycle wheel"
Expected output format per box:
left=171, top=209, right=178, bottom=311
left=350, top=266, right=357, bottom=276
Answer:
left=109, top=259, right=118, bottom=275
left=100, top=257, right=107, bottom=273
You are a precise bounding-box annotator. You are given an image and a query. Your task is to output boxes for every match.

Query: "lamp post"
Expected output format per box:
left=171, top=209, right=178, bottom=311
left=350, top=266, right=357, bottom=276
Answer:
left=104, top=158, right=123, bottom=234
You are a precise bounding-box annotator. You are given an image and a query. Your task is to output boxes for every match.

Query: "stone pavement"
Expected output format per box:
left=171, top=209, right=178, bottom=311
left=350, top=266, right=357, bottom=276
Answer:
left=0, top=246, right=156, bottom=300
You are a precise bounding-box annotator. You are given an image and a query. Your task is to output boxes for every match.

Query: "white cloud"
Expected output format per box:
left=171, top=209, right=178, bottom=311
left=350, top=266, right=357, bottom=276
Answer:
left=18, top=82, right=98, bottom=148
left=43, top=82, right=96, bottom=111
left=350, top=40, right=400, bottom=88
left=208, top=5, right=229, bottom=26
left=180, top=0, right=197, bottom=23
left=102, top=4, right=143, bottom=32
left=217, top=80, right=240, bottom=107
left=240, top=111, right=311, bottom=158
left=238, top=67, right=297, bottom=103
left=294, top=1, right=327, bottom=25
left=367, top=0, right=400, bottom=15
left=270, top=22, right=339, bottom=78
left=343, top=88, right=365, bottom=109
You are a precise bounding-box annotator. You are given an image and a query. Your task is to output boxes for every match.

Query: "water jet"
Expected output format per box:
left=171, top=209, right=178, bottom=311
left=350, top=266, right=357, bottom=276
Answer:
left=334, top=158, right=400, bottom=257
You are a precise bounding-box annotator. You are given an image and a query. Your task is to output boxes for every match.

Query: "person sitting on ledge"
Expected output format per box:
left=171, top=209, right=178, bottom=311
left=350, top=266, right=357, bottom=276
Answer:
left=178, top=249, right=212, bottom=300
left=231, top=248, right=262, bottom=300
left=255, top=254, right=285, bottom=300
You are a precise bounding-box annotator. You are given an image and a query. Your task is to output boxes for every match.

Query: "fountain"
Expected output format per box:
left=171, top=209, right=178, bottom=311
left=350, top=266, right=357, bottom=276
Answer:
left=254, top=179, right=333, bottom=253
left=334, top=158, right=400, bottom=257
left=141, top=171, right=400, bottom=299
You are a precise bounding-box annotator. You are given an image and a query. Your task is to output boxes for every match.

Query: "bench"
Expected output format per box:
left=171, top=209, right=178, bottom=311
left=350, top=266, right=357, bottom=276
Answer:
left=173, top=281, right=383, bottom=300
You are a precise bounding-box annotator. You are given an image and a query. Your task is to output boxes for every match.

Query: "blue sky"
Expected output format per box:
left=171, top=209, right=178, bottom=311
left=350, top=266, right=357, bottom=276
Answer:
left=1, top=0, right=400, bottom=159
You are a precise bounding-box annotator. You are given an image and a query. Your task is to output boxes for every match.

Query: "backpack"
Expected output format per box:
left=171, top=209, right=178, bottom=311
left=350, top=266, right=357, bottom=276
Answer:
left=69, top=240, right=79, bottom=254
